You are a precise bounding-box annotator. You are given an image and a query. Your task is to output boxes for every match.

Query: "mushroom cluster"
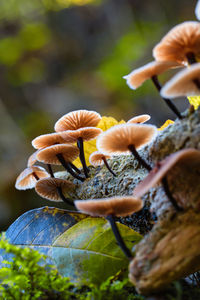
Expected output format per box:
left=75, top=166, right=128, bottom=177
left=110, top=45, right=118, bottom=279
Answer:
left=124, top=20, right=200, bottom=118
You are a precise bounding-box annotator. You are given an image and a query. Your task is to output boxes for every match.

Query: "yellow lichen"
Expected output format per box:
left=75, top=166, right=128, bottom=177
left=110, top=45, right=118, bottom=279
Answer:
left=158, top=119, right=174, bottom=131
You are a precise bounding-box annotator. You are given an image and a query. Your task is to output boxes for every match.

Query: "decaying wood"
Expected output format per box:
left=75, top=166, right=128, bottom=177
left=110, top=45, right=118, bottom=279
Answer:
left=56, top=108, right=200, bottom=294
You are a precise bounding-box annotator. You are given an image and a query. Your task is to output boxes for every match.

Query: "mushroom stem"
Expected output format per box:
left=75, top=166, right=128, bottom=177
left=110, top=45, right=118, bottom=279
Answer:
left=47, top=164, right=54, bottom=178
left=151, top=75, right=182, bottom=119
left=102, top=157, right=117, bottom=177
left=33, top=172, right=39, bottom=180
left=106, top=215, right=133, bottom=260
left=56, top=186, right=75, bottom=208
left=186, top=52, right=197, bottom=64
left=77, top=137, right=89, bottom=178
left=193, top=78, right=200, bottom=90
left=128, top=144, right=152, bottom=171
left=56, top=153, right=85, bottom=182
left=162, top=177, right=183, bottom=212
left=68, top=162, right=81, bottom=174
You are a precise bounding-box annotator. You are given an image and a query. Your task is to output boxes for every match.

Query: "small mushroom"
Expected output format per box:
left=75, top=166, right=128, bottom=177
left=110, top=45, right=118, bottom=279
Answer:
left=54, top=110, right=101, bottom=132
left=32, top=132, right=67, bottom=150
left=27, top=150, right=40, bottom=167
left=89, top=151, right=116, bottom=177
left=15, top=166, right=49, bottom=190
left=36, top=144, right=84, bottom=182
left=75, top=196, right=143, bottom=259
left=153, top=21, right=200, bottom=65
left=133, top=148, right=200, bottom=211
left=127, top=114, right=151, bottom=124
left=97, top=123, right=157, bottom=171
left=61, top=127, right=103, bottom=178
left=161, top=63, right=200, bottom=99
left=35, top=177, right=75, bottom=207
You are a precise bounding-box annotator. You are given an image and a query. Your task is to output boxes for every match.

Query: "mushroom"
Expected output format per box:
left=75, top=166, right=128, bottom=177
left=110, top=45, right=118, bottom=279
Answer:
left=61, top=127, right=103, bottom=178
left=153, top=21, right=200, bottom=65
left=75, top=196, right=143, bottom=260
left=195, top=0, right=200, bottom=21
left=161, top=63, right=200, bottom=99
left=15, top=166, right=49, bottom=190
left=127, top=114, right=151, bottom=124
left=27, top=150, right=40, bottom=167
left=133, top=148, right=200, bottom=211
left=32, top=132, right=67, bottom=150
left=89, top=151, right=116, bottom=177
left=36, top=144, right=84, bottom=182
left=124, top=61, right=183, bottom=119
left=35, top=177, right=75, bottom=207
left=97, top=123, right=157, bottom=171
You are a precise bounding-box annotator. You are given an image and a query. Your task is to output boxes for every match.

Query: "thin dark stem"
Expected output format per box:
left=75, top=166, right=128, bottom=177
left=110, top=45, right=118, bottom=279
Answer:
left=106, top=215, right=132, bottom=260
left=162, top=177, right=183, bottom=212
left=186, top=52, right=197, bottom=64
left=56, top=186, right=75, bottom=207
left=77, top=137, right=89, bottom=178
left=68, top=162, right=81, bottom=174
left=56, top=153, right=85, bottom=182
left=33, top=172, right=39, bottom=180
left=47, top=164, right=54, bottom=178
left=151, top=75, right=182, bottom=119
left=193, top=78, right=200, bottom=90
left=128, top=144, right=152, bottom=171
left=103, top=158, right=116, bottom=177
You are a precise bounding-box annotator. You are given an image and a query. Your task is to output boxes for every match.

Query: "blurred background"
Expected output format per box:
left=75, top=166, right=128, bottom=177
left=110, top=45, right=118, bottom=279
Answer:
left=0, top=0, right=197, bottom=231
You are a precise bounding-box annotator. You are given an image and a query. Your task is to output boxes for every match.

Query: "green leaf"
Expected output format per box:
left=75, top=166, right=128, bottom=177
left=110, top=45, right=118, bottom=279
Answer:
left=2, top=207, right=142, bottom=285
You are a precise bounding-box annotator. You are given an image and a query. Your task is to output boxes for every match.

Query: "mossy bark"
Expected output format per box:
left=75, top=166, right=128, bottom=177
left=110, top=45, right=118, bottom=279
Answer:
left=56, top=108, right=200, bottom=294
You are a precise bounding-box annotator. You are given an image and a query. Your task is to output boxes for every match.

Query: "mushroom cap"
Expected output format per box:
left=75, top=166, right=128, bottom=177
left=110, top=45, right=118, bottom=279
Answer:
left=124, top=61, right=181, bottom=89
left=32, top=132, right=67, bottom=150
left=195, top=0, right=200, bottom=21
left=75, top=196, right=143, bottom=217
left=27, top=150, right=40, bottom=167
left=97, top=124, right=157, bottom=155
left=36, top=144, right=79, bottom=165
left=133, top=148, right=200, bottom=197
left=153, top=21, right=200, bottom=65
left=89, top=151, right=111, bottom=166
left=161, top=63, right=200, bottom=98
left=54, top=110, right=101, bottom=132
left=15, top=166, right=49, bottom=190
left=35, top=177, right=74, bottom=201
left=60, top=127, right=103, bottom=143
left=127, top=114, right=151, bottom=124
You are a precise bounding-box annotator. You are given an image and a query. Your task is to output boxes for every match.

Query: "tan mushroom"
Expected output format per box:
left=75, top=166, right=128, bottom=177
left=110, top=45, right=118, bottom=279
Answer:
left=153, top=21, right=200, bottom=65
left=161, top=63, right=200, bottom=98
left=89, top=151, right=116, bottom=176
left=97, top=123, right=157, bottom=171
left=32, top=132, right=67, bottom=150
left=54, top=109, right=101, bottom=132
left=35, top=177, right=75, bottom=207
left=15, top=166, right=49, bottom=190
left=27, top=150, right=40, bottom=167
left=127, top=114, right=151, bottom=124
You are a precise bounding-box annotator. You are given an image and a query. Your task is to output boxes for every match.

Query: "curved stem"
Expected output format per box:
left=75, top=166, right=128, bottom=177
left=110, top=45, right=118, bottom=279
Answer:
left=56, top=153, right=85, bottom=182
left=151, top=75, right=182, bottom=120
left=128, top=144, right=152, bottom=171
left=56, top=186, right=75, bottom=208
left=103, top=158, right=116, bottom=177
left=162, top=177, right=183, bottom=212
left=68, top=162, right=81, bottom=174
left=47, top=164, right=54, bottom=178
left=33, top=172, right=39, bottom=180
left=106, top=215, right=133, bottom=260
left=77, top=137, right=89, bottom=178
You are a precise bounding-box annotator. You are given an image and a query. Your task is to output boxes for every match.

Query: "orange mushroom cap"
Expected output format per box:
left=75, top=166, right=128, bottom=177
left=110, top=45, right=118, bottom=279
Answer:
left=124, top=61, right=181, bottom=89
left=36, top=144, right=79, bottom=165
left=89, top=151, right=111, bottom=166
left=15, top=166, right=49, bottom=190
left=133, top=148, right=200, bottom=198
left=97, top=124, right=157, bottom=155
left=153, top=21, right=200, bottom=65
left=27, top=150, right=40, bottom=167
left=75, top=196, right=143, bottom=217
left=35, top=177, right=75, bottom=201
left=54, top=110, right=101, bottom=132
left=60, top=127, right=103, bottom=143
left=161, top=63, right=200, bottom=98
left=127, top=114, right=151, bottom=124
left=32, top=132, right=67, bottom=150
